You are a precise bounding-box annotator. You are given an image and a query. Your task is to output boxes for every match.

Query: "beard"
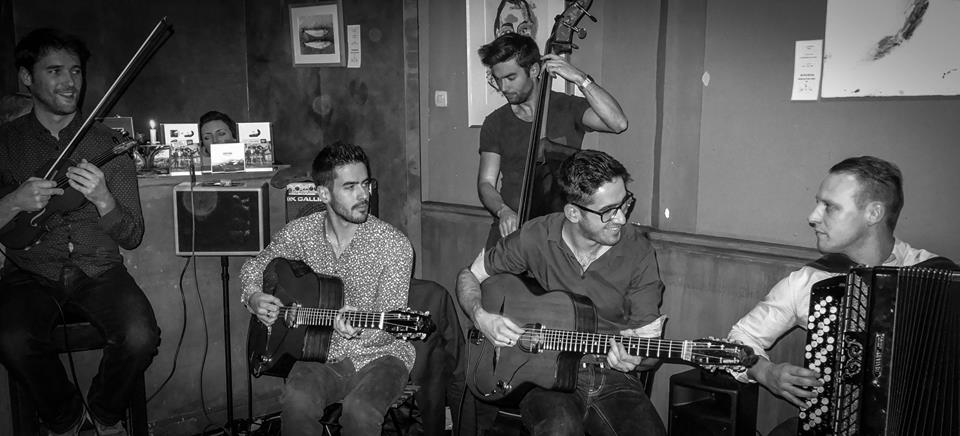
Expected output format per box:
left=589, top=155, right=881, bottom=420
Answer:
left=33, top=85, right=80, bottom=116
left=582, top=222, right=623, bottom=247
left=330, top=198, right=369, bottom=224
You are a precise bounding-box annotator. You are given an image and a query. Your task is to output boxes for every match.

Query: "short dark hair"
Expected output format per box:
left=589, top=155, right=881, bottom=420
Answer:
left=311, top=141, right=370, bottom=189
left=558, top=150, right=632, bottom=205
left=15, top=28, right=90, bottom=73
left=478, top=32, right=540, bottom=70
left=829, top=156, right=904, bottom=231
left=198, top=110, right=238, bottom=140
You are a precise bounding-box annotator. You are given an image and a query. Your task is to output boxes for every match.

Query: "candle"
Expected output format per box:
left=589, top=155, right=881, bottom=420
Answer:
left=149, top=119, right=157, bottom=145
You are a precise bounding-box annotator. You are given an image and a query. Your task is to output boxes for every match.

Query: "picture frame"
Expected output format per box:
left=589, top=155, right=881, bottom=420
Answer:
left=290, top=1, right=346, bottom=67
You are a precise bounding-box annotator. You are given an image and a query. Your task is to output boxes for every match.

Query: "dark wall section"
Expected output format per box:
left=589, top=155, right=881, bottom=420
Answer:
left=0, top=0, right=249, bottom=137
left=245, top=0, right=409, bottom=228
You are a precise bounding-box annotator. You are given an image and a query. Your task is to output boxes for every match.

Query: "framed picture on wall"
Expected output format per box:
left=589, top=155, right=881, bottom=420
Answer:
left=290, top=1, right=346, bottom=67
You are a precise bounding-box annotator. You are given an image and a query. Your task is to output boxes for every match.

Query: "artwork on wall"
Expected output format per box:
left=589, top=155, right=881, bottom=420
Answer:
left=466, top=0, right=566, bottom=126
left=823, top=0, right=960, bottom=97
left=290, top=1, right=346, bottom=67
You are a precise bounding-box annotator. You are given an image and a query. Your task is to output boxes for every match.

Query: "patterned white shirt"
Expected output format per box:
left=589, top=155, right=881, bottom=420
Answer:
left=240, top=211, right=415, bottom=371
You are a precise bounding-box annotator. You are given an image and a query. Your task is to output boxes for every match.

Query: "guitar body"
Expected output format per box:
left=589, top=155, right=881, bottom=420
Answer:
left=247, top=258, right=344, bottom=378
left=467, top=273, right=597, bottom=405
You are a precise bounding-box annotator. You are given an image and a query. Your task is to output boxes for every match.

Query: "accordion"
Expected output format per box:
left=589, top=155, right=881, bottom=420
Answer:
left=799, top=265, right=959, bottom=435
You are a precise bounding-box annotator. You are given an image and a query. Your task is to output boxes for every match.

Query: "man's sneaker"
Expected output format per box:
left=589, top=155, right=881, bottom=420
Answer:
left=91, top=417, right=128, bottom=436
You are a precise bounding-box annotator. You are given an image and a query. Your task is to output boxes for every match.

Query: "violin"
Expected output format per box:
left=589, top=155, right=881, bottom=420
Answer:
left=0, top=18, right=171, bottom=249
left=516, top=0, right=595, bottom=224
left=0, top=138, right=139, bottom=249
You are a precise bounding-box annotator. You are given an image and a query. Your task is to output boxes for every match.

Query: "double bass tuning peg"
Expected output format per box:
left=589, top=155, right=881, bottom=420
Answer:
left=560, top=22, right=588, bottom=40
left=573, top=2, right=598, bottom=23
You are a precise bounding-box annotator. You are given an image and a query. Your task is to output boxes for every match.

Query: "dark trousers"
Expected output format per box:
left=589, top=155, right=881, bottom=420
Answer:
left=0, top=265, right=160, bottom=433
left=282, top=355, right=409, bottom=436
left=473, top=364, right=665, bottom=436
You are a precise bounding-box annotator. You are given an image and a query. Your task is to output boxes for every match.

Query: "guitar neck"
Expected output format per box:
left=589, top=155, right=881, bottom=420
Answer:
left=279, top=306, right=388, bottom=329
left=536, top=329, right=695, bottom=361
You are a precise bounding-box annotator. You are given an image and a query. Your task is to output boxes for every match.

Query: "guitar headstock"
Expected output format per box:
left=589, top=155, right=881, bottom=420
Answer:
left=688, top=337, right=758, bottom=371
left=545, top=0, right=595, bottom=56
left=385, top=308, right=436, bottom=341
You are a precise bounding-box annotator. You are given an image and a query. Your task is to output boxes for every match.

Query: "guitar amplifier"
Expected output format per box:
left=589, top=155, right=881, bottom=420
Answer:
left=173, top=181, right=270, bottom=256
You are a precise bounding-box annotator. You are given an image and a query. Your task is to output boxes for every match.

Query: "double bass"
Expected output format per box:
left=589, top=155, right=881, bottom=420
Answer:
left=0, top=18, right=172, bottom=249
left=515, top=0, right=596, bottom=224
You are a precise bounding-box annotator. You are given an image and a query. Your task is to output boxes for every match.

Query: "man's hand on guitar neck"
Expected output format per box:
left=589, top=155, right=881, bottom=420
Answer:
left=247, top=291, right=283, bottom=327
left=334, top=305, right=364, bottom=339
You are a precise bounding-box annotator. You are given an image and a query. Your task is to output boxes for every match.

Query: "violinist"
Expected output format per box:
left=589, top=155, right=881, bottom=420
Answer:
left=0, top=28, right=160, bottom=435
left=477, top=32, right=628, bottom=249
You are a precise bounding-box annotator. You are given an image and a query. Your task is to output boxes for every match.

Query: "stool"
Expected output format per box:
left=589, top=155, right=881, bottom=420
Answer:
left=319, top=382, right=420, bottom=436
left=668, top=368, right=758, bottom=436
left=7, top=314, right=149, bottom=436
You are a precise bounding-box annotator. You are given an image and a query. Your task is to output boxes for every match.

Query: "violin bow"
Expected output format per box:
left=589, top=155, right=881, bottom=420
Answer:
left=42, top=17, right=173, bottom=180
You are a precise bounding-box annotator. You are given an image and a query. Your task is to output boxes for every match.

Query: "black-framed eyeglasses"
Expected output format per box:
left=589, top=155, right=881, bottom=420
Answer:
left=573, top=191, right=635, bottom=223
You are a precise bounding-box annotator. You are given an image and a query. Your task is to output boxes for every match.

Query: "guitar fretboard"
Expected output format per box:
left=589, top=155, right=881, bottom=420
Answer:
left=279, top=306, right=389, bottom=329
left=530, top=329, right=695, bottom=361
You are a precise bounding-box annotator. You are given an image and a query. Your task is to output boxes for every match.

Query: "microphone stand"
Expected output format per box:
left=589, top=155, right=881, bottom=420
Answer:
left=221, top=256, right=235, bottom=435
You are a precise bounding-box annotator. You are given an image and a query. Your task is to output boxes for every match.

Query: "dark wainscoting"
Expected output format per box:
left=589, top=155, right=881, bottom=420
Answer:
left=421, top=201, right=820, bottom=434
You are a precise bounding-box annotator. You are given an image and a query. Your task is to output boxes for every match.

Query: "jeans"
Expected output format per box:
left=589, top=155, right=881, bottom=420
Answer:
left=519, top=364, right=666, bottom=436
left=0, top=265, right=160, bottom=432
left=282, top=355, right=409, bottom=436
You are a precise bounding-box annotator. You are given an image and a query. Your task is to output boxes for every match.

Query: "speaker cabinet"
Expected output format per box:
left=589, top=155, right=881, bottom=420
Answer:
left=173, top=181, right=270, bottom=256
left=668, top=369, right=758, bottom=436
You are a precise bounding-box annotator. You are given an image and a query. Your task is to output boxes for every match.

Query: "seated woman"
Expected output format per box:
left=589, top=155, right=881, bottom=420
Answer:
left=198, top=110, right=239, bottom=163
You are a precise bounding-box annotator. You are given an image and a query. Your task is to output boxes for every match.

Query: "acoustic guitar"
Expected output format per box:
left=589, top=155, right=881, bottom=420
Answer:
left=467, top=274, right=757, bottom=405
left=247, top=258, right=435, bottom=378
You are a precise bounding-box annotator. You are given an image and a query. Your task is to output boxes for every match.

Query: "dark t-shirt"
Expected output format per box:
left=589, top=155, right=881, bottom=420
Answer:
left=478, top=91, right=591, bottom=212
left=483, top=212, right=664, bottom=334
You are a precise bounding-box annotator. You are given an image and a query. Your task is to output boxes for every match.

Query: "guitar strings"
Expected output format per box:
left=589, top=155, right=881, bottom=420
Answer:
left=276, top=306, right=418, bottom=328
left=521, top=329, right=741, bottom=359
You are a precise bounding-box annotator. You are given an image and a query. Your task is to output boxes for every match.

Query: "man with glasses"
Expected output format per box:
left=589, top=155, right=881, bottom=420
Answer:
left=457, top=150, right=667, bottom=435
left=476, top=32, right=628, bottom=249
left=240, top=142, right=414, bottom=436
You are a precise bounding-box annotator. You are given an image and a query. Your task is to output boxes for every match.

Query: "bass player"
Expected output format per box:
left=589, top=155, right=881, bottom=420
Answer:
left=240, top=142, right=415, bottom=436
left=457, top=149, right=666, bottom=435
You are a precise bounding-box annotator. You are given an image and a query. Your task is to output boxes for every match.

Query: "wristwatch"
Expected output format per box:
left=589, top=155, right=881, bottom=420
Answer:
left=578, top=74, right=595, bottom=89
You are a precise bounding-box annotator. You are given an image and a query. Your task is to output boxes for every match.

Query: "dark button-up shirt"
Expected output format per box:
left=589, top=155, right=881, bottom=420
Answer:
left=482, top=212, right=664, bottom=334
left=0, top=112, right=144, bottom=281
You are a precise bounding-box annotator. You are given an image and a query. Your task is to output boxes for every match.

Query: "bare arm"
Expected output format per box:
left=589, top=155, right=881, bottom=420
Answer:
left=478, top=152, right=518, bottom=238
left=456, top=266, right=523, bottom=347
left=540, top=54, right=628, bottom=133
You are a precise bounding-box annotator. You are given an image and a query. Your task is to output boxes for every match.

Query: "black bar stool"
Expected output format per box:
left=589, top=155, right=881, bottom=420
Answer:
left=7, top=310, right=149, bottom=435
